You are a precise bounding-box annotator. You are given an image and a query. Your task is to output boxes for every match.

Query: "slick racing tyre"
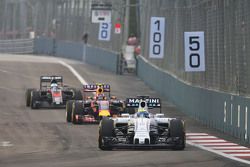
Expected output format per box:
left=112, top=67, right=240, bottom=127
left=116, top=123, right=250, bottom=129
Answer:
left=124, top=107, right=135, bottom=114
left=99, top=117, right=114, bottom=150
left=71, top=101, right=83, bottom=124
left=73, top=89, right=83, bottom=100
left=25, top=89, right=34, bottom=107
left=30, top=91, right=40, bottom=109
left=169, top=119, right=185, bottom=150
left=66, top=100, right=74, bottom=122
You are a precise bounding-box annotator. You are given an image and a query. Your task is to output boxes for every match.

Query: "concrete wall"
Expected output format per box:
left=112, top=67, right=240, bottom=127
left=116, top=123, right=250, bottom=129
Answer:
left=34, top=37, right=118, bottom=73
left=137, top=56, right=250, bottom=144
left=34, top=37, right=54, bottom=55
left=56, top=40, right=83, bottom=61
left=86, top=46, right=118, bottom=73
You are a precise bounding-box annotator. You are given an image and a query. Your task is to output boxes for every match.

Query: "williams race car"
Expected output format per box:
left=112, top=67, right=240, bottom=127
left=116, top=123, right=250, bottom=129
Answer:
left=98, top=96, right=186, bottom=150
left=26, top=76, right=82, bottom=109
left=66, top=83, right=125, bottom=124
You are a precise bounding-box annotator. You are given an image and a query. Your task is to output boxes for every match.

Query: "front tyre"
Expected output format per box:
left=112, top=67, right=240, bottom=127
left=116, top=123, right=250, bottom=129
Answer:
left=99, top=117, right=114, bottom=150
left=71, top=101, right=83, bottom=124
left=25, top=89, right=34, bottom=107
left=169, top=119, right=185, bottom=150
left=30, top=91, right=40, bottom=109
left=66, top=100, right=74, bottom=122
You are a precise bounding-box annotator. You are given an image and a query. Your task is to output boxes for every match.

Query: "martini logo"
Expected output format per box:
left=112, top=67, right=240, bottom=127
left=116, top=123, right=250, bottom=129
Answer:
left=127, top=98, right=160, bottom=104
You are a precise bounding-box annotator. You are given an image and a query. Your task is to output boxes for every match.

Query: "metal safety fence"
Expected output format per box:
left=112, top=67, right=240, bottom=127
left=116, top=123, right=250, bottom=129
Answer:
left=0, top=38, right=34, bottom=54
left=2, top=0, right=250, bottom=96
left=0, top=0, right=126, bottom=52
left=139, top=0, right=250, bottom=97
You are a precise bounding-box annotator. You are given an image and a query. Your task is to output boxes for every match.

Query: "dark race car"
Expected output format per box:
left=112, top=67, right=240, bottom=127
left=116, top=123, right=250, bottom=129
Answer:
left=66, top=83, right=125, bottom=124
left=25, top=76, right=82, bottom=109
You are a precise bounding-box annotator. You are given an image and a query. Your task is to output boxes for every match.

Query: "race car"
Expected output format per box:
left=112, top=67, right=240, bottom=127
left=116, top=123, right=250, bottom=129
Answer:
left=98, top=96, right=186, bottom=150
left=25, top=76, right=82, bottom=109
left=66, top=83, right=125, bottom=124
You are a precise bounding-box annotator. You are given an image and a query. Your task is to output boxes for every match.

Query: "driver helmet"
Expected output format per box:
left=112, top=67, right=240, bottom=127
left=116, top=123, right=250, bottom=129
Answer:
left=50, top=83, right=58, bottom=90
left=137, top=111, right=149, bottom=118
left=97, top=94, right=106, bottom=100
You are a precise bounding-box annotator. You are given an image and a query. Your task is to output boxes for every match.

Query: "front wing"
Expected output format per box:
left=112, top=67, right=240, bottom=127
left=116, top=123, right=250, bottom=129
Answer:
left=74, top=114, right=99, bottom=124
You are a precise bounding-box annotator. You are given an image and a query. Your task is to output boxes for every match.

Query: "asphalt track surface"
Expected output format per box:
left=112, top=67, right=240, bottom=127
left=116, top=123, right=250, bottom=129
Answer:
left=0, top=54, right=248, bottom=167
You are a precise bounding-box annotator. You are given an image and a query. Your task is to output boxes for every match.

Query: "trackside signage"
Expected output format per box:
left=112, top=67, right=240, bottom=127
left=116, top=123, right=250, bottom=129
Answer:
left=184, top=31, right=205, bottom=72
left=149, top=17, right=165, bottom=59
left=98, top=22, right=111, bottom=41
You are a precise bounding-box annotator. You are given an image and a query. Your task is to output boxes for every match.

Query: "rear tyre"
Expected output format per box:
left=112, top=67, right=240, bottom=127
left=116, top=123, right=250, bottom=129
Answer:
left=71, top=101, right=83, bottom=124
left=99, top=117, right=114, bottom=150
left=25, top=89, right=34, bottom=107
left=30, top=91, right=40, bottom=109
left=169, top=119, right=185, bottom=150
left=73, top=89, right=82, bottom=100
left=124, top=107, right=135, bottom=114
left=66, top=100, right=74, bottom=122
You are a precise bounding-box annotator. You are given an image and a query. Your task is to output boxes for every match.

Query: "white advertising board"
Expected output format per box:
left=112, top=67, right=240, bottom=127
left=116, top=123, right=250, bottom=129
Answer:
left=98, top=22, right=111, bottom=41
left=184, top=32, right=205, bottom=72
left=149, top=17, right=165, bottom=59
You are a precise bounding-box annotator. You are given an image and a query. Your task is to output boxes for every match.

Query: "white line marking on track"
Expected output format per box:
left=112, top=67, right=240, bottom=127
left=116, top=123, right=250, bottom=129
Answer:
left=58, top=61, right=87, bottom=85
left=186, top=133, right=208, bottom=136
left=189, top=140, right=226, bottom=143
left=222, top=150, right=250, bottom=152
left=0, top=69, right=9, bottom=73
left=211, top=146, right=248, bottom=149
left=229, top=154, right=250, bottom=156
left=200, top=143, right=238, bottom=146
left=186, top=133, right=250, bottom=165
left=1, top=141, right=13, bottom=147
left=187, top=141, right=250, bottom=165
left=186, top=136, right=217, bottom=139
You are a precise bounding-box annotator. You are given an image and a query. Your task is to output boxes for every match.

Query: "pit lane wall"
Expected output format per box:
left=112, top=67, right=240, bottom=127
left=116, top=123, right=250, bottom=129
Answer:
left=34, top=37, right=250, bottom=144
left=34, top=37, right=118, bottom=73
left=137, top=55, right=250, bottom=144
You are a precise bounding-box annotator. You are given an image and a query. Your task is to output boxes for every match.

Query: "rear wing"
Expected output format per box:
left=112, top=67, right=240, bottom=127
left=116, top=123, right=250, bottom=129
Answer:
left=83, top=84, right=111, bottom=98
left=125, top=98, right=161, bottom=108
left=40, top=76, right=63, bottom=89
left=83, top=84, right=110, bottom=92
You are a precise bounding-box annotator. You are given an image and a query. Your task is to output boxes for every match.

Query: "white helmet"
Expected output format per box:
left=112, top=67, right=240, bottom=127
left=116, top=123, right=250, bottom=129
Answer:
left=51, top=83, right=58, bottom=91
left=51, top=83, right=58, bottom=87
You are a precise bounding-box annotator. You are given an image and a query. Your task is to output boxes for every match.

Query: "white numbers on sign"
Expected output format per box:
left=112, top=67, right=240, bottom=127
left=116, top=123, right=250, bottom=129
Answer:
left=184, top=32, right=205, bottom=72
left=98, top=22, right=111, bottom=41
left=149, top=17, right=165, bottom=58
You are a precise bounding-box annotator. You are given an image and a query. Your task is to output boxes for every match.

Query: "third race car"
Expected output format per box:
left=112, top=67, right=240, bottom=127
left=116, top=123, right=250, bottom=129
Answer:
left=26, top=76, right=82, bottom=109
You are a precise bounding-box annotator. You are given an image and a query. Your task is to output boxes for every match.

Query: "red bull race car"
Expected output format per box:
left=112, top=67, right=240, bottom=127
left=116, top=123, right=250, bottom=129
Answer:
left=25, top=76, right=82, bottom=109
left=66, top=83, right=125, bottom=124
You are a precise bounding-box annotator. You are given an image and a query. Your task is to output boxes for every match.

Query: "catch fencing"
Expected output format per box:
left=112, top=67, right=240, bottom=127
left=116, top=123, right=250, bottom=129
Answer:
left=139, top=0, right=250, bottom=97
left=0, top=0, right=125, bottom=52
